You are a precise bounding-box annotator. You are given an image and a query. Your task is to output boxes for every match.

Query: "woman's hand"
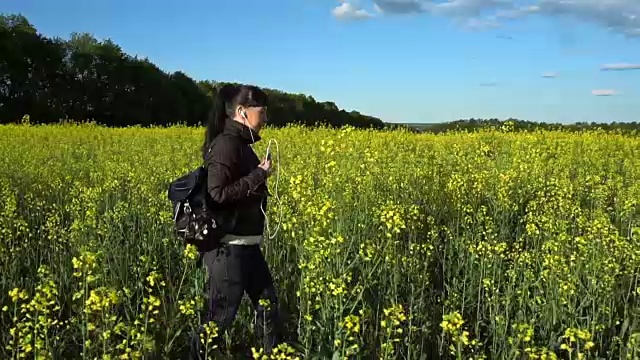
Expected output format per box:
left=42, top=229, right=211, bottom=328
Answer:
left=258, top=158, right=273, bottom=177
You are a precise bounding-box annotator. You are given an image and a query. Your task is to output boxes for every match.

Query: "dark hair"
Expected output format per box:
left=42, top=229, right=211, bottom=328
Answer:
left=202, top=84, right=268, bottom=157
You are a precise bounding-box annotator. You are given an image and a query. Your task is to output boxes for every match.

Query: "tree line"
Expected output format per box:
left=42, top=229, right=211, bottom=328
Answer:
left=0, top=14, right=385, bottom=129
left=388, top=118, right=640, bottom=135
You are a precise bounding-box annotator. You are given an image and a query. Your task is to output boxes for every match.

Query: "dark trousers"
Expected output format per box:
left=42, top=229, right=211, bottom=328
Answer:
left=190, top=243, right=280, bottom=358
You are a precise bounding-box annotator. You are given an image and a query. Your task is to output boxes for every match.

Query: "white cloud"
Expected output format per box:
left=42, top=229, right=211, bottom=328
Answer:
left=536, top=0, right=640, bottom=37
left=464, top=17, right=501, bottom=29
left=332, top=1, right=374, bottom=20
left=592, top=89, right=618, bottom=96
left=495, top=5, right=539, bottom=19
left=432, top=0, right=514, bottom=18
left=373, top=0, right=425, bottom=14
left=542, top=71, right=558, bottom=78
left=601, top=63, right=640, bottom=71
left=336, top=0, right=640, bottom=37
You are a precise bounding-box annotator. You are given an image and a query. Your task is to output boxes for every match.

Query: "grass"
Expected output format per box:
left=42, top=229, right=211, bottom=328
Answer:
left=0, top=122, right=639, bottom=359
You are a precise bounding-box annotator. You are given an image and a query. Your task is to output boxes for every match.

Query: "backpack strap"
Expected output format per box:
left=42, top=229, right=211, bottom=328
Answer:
left=202, top=138, right=218, bottom=169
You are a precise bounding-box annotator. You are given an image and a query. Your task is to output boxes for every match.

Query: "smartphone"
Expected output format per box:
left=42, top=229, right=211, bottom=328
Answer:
left=265, top=147, right=272, bottom=161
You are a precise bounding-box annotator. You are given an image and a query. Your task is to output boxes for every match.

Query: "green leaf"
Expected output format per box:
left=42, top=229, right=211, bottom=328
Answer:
left=332, top=350, right=341, bottom=360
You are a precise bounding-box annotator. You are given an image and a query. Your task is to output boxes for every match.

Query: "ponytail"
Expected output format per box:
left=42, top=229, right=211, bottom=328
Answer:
left=202, top=84, right=237, bottom=158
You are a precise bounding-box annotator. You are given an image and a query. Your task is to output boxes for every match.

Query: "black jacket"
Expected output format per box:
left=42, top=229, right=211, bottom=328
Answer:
left=205, top=120, right=269, bottom=237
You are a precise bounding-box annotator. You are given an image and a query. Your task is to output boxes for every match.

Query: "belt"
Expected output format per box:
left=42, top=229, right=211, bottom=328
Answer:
left=220, top=234, right=263, bottom=245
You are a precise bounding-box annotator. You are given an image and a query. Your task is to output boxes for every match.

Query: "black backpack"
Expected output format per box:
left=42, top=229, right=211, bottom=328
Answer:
left=167, top=162, right=225, bottom=252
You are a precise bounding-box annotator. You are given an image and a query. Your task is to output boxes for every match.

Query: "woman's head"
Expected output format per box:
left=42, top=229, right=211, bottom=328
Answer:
left=203, top=84, right=268, bottom=153
left=231, top=85, right=269, bottom=132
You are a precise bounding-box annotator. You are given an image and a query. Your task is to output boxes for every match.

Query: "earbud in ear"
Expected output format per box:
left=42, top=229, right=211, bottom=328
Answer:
left=238, top=108, right=248, bottom=121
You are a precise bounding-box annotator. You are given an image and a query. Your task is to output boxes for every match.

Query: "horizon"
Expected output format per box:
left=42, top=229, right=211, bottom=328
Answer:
left=1, top=0, right=639, bottom=124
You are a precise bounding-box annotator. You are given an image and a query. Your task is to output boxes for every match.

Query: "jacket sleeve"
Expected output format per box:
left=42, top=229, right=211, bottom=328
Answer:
left=205, top=139, right=267, bottom=204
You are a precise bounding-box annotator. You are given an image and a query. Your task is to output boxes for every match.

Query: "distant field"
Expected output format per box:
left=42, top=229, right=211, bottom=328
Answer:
left=386, top=122, right=441, bottom=131
left=1, top=123, right=639, bottom=359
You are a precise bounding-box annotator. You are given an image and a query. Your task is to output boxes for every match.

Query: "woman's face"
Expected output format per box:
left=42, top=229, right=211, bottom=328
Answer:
left=239, top=106, right=268, bottom=132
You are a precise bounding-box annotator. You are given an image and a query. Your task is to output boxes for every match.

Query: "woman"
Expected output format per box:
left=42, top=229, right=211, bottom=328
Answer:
left=191, top=84, right=280, bottom=358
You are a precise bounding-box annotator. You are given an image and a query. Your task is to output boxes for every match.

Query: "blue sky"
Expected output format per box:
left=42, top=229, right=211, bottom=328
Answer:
left=2, top=0, right=639, bottom=124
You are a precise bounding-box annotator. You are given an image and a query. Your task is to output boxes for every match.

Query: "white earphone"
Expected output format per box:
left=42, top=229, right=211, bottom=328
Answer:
left=241, top=108, right=281, bottom=239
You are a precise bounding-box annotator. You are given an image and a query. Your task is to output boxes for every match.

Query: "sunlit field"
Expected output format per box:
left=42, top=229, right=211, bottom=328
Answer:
left=1, top=122, right=639, bottom=359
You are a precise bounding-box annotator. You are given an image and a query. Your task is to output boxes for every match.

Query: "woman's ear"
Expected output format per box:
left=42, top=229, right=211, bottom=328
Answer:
left=237, top=106, right=247, bottom=121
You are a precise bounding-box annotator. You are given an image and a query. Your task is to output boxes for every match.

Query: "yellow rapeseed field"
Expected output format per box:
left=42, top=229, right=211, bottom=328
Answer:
left=0, top=122, right=639, bottom=359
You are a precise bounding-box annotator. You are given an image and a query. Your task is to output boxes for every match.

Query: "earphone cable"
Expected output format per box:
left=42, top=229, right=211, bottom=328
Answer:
left=244, top=116, right=282, bottom=240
